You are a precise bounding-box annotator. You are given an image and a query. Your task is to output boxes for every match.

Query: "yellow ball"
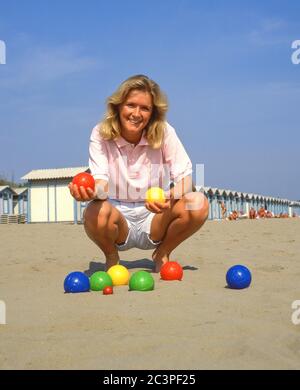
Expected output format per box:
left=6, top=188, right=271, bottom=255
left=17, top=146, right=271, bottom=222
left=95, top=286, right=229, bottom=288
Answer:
left=107, top=265, right=130, bottom=286
left=145, top=187, right=165, bottom=203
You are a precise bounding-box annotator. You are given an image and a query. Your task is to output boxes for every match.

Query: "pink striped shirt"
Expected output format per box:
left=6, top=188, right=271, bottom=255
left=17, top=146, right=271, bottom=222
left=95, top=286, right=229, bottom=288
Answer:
left=89, top=122, right=192, bottom=202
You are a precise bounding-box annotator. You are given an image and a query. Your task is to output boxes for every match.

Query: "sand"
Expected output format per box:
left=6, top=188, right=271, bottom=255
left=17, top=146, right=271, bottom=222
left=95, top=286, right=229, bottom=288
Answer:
left=0, top=218, right=300, bottom=370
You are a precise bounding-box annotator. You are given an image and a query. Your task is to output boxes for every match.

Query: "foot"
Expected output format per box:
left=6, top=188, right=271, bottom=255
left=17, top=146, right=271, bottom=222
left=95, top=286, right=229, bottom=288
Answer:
left=104, top=252, right=120, bottom=271
left=152, top=247, right=169, bottom=273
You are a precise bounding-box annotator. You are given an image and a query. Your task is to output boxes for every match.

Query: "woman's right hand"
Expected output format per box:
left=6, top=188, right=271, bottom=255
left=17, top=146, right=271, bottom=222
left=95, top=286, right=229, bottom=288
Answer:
left=68, top=182, right=96, bottom=202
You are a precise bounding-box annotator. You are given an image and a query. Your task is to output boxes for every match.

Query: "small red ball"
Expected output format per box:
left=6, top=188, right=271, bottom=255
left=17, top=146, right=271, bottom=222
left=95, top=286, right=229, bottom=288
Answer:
left=103, top=286, right=113, bottom=295
left=160, top=261, right=183, bottom=281
left=72, top=172, right=95, bottom=191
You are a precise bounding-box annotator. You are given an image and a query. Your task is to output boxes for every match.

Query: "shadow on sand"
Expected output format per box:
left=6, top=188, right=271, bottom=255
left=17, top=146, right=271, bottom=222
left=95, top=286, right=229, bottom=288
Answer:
left=84, top=259, right=198, bottom=276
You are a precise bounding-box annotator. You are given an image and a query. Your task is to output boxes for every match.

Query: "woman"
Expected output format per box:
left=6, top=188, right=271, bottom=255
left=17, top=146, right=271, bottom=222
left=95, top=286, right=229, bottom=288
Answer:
left=69, top=75, right=209, bottom=272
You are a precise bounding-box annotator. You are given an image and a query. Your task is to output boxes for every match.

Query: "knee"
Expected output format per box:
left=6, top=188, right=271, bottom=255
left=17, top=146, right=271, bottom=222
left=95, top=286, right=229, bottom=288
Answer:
left=183, top=192, right=209, bottom=224
left=84, top=200, right=111, bottom=229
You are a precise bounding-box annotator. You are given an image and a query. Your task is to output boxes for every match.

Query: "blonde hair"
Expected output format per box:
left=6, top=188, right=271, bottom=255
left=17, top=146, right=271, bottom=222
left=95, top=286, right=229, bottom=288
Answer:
left=99, top=75, right=168, bottom=148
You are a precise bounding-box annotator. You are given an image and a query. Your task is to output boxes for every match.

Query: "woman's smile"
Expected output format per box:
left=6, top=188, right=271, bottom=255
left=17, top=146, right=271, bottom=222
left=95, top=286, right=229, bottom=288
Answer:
left=119, top=89, right=153, bottom=143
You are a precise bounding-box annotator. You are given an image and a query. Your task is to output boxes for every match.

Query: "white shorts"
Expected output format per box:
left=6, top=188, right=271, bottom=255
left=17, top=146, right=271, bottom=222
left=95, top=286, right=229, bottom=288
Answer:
left=109, top=199, right=162, bottom=251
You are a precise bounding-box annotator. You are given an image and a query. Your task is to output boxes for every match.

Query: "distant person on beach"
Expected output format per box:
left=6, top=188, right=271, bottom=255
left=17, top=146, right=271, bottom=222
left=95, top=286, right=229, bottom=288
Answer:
left=249, top=207, right=257, bottom=219
left=220, top=201, right=227, bottom=219
left=279, top=212, right=289, bottom=218
left=258, top=206, right=266, bottom=218
left=228, top=210, right=238, bottom=221
left=68, top=75, right=209, bottom=272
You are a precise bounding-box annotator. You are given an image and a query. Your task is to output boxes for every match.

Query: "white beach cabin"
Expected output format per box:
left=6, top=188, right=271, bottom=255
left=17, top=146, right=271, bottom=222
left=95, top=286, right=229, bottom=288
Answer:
left=21, top=167, right=89, bottom=223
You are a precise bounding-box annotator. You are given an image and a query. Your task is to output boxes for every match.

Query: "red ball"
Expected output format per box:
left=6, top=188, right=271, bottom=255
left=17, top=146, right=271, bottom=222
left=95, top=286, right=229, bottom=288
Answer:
left=103, top=286, right=113, bottom=295
left=160, top=261, right=183, bottom=281
left=72, top=172, right=95, bottom=191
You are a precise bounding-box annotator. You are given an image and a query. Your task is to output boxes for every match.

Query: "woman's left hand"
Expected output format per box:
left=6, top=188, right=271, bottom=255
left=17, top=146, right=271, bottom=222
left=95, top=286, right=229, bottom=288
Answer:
left=145, top=200, right=170, bottom=214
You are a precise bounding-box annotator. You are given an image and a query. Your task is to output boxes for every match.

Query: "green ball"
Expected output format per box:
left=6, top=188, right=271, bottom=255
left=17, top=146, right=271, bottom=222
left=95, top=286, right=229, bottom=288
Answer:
left=129, top=271, right=155, bottom=291
left=90, top=271, right=113, bottom=291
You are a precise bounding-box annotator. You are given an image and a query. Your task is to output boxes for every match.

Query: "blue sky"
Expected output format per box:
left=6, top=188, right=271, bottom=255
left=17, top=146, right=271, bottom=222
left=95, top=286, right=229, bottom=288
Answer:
left=0, top=0, right=299, bottom=199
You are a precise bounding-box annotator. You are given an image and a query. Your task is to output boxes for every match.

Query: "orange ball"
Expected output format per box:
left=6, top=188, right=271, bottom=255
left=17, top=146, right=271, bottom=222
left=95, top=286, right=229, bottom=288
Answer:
left=160, top=261, right=183, bottom=281
left=72, top=172, right=95, bottom=191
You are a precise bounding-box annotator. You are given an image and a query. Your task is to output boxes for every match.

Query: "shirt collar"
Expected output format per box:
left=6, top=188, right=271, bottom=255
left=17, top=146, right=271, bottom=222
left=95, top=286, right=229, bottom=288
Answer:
left=114, top=130, right=149, bottom=148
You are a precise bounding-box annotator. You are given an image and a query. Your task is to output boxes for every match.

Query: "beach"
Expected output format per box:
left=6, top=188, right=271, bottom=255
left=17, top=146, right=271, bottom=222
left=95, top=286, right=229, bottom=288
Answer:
left=0, top=218, right=300, bottom=370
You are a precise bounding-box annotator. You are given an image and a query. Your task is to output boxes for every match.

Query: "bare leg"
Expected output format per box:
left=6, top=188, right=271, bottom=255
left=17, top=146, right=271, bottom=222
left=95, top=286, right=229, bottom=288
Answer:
left=150, top=192, right=209, bottom=272
left=83, top=200, right=129, bottom=270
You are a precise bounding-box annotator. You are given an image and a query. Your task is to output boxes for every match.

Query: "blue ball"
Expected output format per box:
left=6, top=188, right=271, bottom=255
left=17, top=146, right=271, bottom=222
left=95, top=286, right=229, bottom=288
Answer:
left=64, top=271, right=90, bottom=293
left=226, top=265, right=252, bottom=289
